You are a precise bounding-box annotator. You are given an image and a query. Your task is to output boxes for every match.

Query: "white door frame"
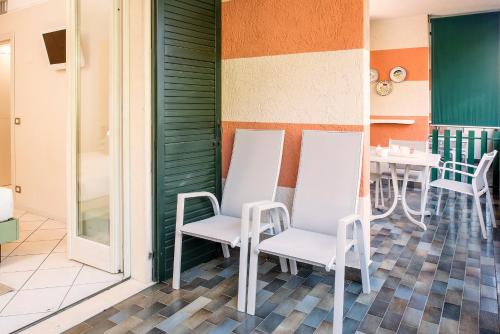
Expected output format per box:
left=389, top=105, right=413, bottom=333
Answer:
left=0, top=34, right=16, bottom=190
left=67, top=0, right=131, bottom=275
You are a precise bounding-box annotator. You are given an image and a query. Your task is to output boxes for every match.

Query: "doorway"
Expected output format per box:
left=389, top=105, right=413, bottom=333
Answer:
left=0, top=39, right=12, bottom=188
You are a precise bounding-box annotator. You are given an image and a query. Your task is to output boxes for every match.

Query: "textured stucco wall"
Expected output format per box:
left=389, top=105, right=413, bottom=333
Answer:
left=221, top=0, right=370, bottom=211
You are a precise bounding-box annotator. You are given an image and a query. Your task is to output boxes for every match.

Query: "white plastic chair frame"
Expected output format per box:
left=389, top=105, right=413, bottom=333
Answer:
left=247, top=204, right=370, bottom=334
left=245, top=131, right=371, bottom=334
left=172, top=130, right=287, bottom=313
left=432, top=150, right=497, bottom=239
left=174, top=195, right=288, bottom=310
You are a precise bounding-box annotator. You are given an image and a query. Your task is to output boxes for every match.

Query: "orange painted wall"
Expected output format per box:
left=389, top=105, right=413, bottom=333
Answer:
left=221, top=0, right=365, bottom=59
left=370, top=47, right=429, bottom=81
left=370, top=116, right=429, bottom=147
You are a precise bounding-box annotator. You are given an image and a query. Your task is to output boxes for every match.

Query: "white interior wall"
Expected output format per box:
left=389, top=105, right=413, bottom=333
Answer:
left=0, top=0, right=67, bottom=220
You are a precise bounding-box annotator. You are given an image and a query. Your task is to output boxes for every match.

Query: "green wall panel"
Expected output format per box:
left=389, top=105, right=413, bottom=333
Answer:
left=431, top=12, right=500, bottom=127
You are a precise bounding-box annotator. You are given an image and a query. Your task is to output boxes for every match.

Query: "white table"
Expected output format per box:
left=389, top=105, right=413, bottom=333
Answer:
left=370, top=151, right=441, bottom=230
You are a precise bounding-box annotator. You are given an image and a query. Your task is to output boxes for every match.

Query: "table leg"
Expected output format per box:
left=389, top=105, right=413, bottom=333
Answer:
left=371, top=163, right=398, bottom=221
left=420, top=166, right=431, bottom=226
left=405, top=171, right=431, bottom=216
left=401, top=165, right=427, bottom=230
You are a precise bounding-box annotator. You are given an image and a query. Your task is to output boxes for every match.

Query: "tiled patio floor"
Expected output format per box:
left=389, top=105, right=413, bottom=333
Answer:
left=64, top=188, right=500, bottom=334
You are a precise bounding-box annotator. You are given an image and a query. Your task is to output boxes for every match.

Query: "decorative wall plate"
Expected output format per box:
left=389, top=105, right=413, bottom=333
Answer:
left=370, top=69, right=379, bottom=83
left=390, top=66, right=407, bottom=83
left=376, top=80, right=393, bottom=96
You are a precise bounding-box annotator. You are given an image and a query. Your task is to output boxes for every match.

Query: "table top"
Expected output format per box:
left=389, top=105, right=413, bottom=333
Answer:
left=370, top=151, right=441, bottom=167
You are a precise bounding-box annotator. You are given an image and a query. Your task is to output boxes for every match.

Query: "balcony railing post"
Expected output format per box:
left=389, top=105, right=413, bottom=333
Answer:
left=431, top=128, right=439, bottom=181
left=467, top=130, right=475, bottom=184
left=455, top=130, right=462, bottom=181
left=444, top=129, right=451, bottom=179
left=480, top=130, right=488, bottom=157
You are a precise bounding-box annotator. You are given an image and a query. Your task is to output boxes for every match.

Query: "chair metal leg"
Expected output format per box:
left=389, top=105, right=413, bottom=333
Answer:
left=379, top=179, right=385, bottom=208
left=237, top=238, right=248, bottom=312
left=486, top=189, right=497, bottom=227
left=271, top=210, right=288, bottom=273
left=374, top=178, right=380, bottom=208
left=436, top=188, right=443, bottom=216
left=355, top=221, right=371, bottom=294
left=387, top=178, right=392, bottom=199
left=172, top=231, right=183, bottom=290
left=221, top=244, right=230, bottom=258
left=246, top=240, right=259, bottom=315
left=473, top=192, right=487, bottom=239
left=333, top=250, right=345, bottom=334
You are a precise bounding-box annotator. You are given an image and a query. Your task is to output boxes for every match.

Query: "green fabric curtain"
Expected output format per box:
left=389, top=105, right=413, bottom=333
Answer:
left=431, top=12, right=500, bottom=127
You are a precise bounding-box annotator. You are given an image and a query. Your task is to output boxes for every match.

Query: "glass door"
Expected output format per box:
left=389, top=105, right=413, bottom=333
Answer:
left=67, top=0, right=122, bottom=273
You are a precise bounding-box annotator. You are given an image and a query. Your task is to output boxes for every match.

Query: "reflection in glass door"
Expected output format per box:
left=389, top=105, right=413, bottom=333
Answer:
left=77, top=0, right=113, bottom=245
left=68, top=0, right=122, bottom=273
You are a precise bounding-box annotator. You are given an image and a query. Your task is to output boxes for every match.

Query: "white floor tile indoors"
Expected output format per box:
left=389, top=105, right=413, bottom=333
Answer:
left=0, top=210, right=123, bottom=334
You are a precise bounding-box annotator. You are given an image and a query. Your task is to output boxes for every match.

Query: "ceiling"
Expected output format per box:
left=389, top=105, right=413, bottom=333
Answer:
left=370, top=0, right=500, bottom=19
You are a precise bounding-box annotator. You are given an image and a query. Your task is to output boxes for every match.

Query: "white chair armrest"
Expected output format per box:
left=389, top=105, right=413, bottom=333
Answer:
left=437, top=166, right=475, bottom=179
left=176, top=192, right=220, bottom=228
left=443, top=160, right=477, bottom=170
left=338, top=214, right=361, bottom=227
left=327, top=214, right=364, bottom=271
left=249, top=202, right=291, bottom=245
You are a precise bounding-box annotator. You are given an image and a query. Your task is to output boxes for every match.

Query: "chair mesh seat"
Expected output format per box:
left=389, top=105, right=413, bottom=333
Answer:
left=181, top=215, right=271, bottom=246
left=258, top=228, right=354, bottom=268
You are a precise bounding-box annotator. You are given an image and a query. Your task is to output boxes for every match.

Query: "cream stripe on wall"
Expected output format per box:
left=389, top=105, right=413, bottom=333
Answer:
left=371, top=81, right=430, bottom=117
left=222, top=49, right=369, bottom=125
left=371, top=15, right=429, bottom=51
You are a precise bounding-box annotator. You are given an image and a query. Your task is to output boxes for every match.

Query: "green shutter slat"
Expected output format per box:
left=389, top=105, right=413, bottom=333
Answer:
left=164, top=90, right=215, bottom=98
left=165, top=63, right=214, bottom=74
left=165, top=97, right=215, bottom=104
left=164, top=179, right=216, bottom=195
left=165, top=31, right=214, bottom=47
left=166, top=0, right=214, bottom=17
left=155, top=0, right=220, bottom=281
left=165, top=38, right=214, bottom=53
left=165, top=44, right=215, bottom=62
left=163, top=17, right=214, bottom=35
left=164, top=11, right=213, bottom=29
left=178, top=0, right=214, bottom=12
left=165, top=5, right=214, bottom=24
left=164, top=103, right=215, bottom=110
left=165, top=56, right=213, bottom=69
left=165, top=76, right=214, bottom=86
left=165, top=24, right=214, bottom=40
left=165, top=83, right=214, bottom=92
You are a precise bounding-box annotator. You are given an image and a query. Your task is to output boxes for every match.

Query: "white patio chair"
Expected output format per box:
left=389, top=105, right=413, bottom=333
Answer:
left=246, top=131, right=371, bottom=334
left=173, top=129, right=288, bottom=312
left=430, top=150, right=497, bottom=239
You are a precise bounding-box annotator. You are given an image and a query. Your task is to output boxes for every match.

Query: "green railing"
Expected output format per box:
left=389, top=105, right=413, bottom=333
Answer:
left=430, top=127, right=500, bottom=194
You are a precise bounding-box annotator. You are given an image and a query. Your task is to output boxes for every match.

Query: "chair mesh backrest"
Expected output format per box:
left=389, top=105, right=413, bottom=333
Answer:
left=474, top=150, right=497, bottom=190
left=291, top=131, right=363, bottom=236
left=389, top=139, right=428, bottom=152
left=220, top=129, right=284, bottom=218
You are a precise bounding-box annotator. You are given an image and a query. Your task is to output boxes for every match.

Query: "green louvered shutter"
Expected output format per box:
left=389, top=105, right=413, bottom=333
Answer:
left=154, top=0, right=221, bottom=281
